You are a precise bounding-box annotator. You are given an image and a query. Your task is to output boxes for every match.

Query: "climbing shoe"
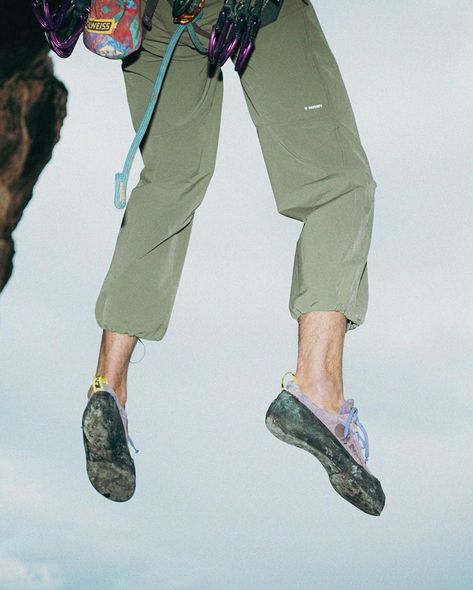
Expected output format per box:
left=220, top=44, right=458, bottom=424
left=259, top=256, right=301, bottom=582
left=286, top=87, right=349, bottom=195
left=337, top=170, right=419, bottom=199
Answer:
left=265, top=372, right=385, bottom=516
left=82, top=376, right=138, bottom=502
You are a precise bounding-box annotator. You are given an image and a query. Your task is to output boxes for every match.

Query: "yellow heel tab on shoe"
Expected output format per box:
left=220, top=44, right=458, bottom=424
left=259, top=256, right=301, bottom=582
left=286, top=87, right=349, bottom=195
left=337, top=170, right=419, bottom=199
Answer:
left=281, top=371, right=297, bottom=390
left=92, top=375, right=109, bottom=393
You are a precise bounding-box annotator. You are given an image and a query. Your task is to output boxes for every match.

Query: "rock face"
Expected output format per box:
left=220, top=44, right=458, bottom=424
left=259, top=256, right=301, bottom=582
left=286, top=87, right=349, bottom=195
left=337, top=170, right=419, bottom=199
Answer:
left=0, top=0, right=68, bottom=293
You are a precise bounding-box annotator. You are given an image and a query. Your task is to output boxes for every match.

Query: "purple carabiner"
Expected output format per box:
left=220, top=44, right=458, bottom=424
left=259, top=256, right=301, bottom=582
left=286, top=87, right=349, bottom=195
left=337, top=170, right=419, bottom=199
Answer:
left=208, top=7, right=228, bottom=60
left=216, top=26, right=237, bottom=65
left=32, top=0, right=90, bottom=58
left=209, top=17, right=231, bottom=64
left=46, top=34, right=74, bottom=57
left=53, top=0, right=72, bottom=29
left=32, top=0, right=70, bottom=31
left=48, top=25, right=81, bottom=51
left=217, top=11, right=247, bottom=66
left=48, top=8, right=88, bottom=47
left=235, top=6, right=261, bottom=73
left=235, top=39, right=253, bottom=71
left=31, top=1, right=50, bottom=29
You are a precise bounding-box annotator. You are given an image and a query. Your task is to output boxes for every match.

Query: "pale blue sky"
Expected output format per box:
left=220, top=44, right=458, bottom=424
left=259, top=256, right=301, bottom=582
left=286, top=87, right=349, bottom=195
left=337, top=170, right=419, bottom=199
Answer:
left=1, top=1, right=472, bottom=588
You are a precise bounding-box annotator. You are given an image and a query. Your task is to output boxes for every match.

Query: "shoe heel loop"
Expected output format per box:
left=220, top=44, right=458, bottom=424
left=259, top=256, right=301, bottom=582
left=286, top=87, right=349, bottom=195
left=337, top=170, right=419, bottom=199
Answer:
left=92, top=375, right=109, bottom=393
left=280, top=371, right=297, bottom=390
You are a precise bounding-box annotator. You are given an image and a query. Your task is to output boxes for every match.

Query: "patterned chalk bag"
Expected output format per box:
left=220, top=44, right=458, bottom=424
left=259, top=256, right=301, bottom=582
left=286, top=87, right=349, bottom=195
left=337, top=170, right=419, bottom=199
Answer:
left=83, top=0, right=143, bottom=59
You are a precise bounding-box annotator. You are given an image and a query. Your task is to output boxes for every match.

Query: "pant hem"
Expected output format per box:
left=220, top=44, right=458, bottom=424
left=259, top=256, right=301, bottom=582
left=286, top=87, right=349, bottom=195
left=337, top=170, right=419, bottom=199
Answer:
left=291, top=305, right=365, bottom=333
left=95, top=319, right=167, bottom=342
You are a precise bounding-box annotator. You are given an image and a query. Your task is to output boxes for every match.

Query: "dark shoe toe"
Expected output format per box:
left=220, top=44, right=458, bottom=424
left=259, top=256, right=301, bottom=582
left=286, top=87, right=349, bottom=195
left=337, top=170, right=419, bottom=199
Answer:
left=82, top=393, right=136, bottom=502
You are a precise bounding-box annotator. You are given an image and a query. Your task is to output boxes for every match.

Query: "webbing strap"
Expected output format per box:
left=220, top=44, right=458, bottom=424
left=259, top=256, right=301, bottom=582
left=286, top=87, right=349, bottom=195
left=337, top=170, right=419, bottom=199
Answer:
left=187, top=19, right=208, bottom=53
left=114, top=11, right=207, bottom=209
left=193, top=23, right=211, bottom=39
left=142, top=0, right=160, bottom=30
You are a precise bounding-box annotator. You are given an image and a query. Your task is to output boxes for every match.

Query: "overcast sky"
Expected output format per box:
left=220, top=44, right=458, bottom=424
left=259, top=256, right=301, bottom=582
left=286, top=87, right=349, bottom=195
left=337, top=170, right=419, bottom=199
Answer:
left=1, top=1, right=472, bottom=589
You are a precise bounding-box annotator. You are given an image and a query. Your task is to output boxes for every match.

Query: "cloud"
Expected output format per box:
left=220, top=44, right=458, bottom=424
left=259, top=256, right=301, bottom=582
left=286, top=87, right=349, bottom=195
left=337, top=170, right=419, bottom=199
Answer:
left=1, top=3, right=472, bottom=589
left=0, top=557, right=61, bottom=590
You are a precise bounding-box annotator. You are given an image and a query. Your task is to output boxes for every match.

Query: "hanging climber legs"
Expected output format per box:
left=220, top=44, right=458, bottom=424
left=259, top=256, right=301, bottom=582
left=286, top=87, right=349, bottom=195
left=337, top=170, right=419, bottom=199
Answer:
left=85, top=0, right=384, bottom=513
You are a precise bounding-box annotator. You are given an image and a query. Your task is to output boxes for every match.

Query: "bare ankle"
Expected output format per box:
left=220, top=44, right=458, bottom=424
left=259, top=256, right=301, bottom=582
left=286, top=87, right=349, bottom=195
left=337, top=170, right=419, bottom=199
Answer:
left=93, top=330, right=136, bottom=408
left=295, top=374, right=344, bottom=413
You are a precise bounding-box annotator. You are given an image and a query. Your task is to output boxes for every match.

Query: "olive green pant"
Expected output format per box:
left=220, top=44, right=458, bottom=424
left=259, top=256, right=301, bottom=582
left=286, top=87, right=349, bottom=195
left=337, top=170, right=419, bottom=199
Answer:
left=95, top=0, right=377, bottom=341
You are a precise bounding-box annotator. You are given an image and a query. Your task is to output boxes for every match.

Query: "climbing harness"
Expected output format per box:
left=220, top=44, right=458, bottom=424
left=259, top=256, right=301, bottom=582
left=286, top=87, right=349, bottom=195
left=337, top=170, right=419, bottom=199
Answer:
left=31, top=0, right=91, bottom=58
left=114, top=10, right=208, bottom=209
left=31, top=0, right=284, bottom=208
left=32, top=0, right=283, bottom=62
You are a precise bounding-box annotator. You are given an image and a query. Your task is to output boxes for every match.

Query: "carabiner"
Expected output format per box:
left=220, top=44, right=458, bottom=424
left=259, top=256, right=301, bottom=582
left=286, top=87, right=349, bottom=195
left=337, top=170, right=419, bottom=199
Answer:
left=235, top=0, right=262, bottom=72
left=31, top=0, right=91, bottom=58
left=31, top=0, right=70, bottom=31
left=217, top=0, right=250, bottom=66
left=172, top=0, right=206, bottom=24
left=46, top=17, right=87, bottom=57
left=208, top=0, right=237, bottom=64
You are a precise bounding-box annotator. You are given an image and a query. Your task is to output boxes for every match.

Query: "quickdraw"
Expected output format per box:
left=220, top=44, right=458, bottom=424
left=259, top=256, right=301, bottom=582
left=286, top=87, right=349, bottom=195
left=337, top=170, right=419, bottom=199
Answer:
left=208, top=0, right=263, bottom=72
left=31, top=0, right=91, bottom=58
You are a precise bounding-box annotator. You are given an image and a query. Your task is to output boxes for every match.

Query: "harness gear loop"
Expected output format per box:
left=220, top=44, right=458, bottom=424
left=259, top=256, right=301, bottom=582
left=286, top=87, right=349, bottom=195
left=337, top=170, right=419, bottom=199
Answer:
left=143, top=0, right=160, bottom=30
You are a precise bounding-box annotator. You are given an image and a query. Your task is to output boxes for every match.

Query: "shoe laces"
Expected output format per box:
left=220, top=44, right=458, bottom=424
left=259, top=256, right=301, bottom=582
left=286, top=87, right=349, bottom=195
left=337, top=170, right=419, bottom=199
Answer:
left=340, top=406, right=369, bottom=463
left=116, top=402, right=140, bottom=454
left=281, top=371, right=370, bottom=464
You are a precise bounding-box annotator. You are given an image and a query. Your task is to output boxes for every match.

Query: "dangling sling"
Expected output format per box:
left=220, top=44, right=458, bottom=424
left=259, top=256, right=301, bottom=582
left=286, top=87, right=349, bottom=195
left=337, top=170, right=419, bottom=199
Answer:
left=114, top=10, right=208, bottom=208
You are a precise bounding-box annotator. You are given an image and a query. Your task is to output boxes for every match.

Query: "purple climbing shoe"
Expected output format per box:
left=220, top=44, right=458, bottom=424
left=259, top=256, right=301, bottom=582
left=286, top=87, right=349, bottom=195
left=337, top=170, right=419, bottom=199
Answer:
left=265, top=372, right=385, bottom=516
left=82, top=376, right=138, bottom=502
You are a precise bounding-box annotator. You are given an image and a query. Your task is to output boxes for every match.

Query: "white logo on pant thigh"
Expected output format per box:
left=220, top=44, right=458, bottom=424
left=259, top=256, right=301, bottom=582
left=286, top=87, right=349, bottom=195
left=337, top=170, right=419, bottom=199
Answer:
left=304, top=104, right=323, bottom=111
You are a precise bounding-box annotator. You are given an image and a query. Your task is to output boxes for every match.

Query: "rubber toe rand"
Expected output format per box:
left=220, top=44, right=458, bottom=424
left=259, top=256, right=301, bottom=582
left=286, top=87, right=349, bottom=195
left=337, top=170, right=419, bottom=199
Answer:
left=265, top=391, right=385, bottom=516
left=82, top=392, right=136, bottom=502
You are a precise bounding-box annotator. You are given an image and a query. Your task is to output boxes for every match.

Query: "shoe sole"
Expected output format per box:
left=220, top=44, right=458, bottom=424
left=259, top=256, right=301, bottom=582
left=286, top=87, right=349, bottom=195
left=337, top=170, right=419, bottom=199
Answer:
left=265, top=391, right=385, bottom=516
left=82, top=392, right=136, bottom=502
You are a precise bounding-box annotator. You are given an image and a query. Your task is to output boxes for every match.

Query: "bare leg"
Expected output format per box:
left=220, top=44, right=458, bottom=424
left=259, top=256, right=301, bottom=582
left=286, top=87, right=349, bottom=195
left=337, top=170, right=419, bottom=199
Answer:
left=295, top=310, right=347, bottom=413
left=92, top=330, right=137, bottom=407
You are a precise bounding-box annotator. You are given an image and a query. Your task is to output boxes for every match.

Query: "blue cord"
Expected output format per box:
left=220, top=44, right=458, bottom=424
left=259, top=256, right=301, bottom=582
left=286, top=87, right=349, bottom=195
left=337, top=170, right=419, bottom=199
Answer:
left=342, top=407, right=370, bottom=462
left=114, top=12, right=207, bottom=209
